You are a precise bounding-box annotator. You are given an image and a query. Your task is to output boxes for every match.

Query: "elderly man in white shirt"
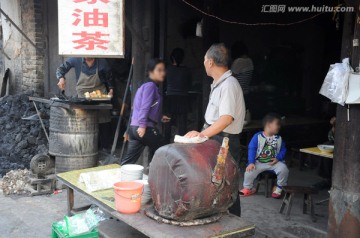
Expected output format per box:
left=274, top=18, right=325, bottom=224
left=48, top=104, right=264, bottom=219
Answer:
left=186, top=43, right=245, bottom=159
left=186, top=43, right=246, bottom=216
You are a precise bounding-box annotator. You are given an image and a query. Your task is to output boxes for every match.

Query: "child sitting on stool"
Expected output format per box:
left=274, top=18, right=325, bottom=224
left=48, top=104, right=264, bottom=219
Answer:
left=240, top=113, right=289, bottom=198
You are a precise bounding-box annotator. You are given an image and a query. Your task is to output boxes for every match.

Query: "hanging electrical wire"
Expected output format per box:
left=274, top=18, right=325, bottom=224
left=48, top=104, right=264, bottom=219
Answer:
left=181, top=0, right=326, bottom=26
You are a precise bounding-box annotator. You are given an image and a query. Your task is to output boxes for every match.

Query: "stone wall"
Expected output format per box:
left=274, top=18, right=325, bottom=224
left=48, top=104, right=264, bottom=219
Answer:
left=0, top=0, right=45, bottom=96
left=0, top=0, right=23, bottom=94
left=20, top=0, right=45, bottom=95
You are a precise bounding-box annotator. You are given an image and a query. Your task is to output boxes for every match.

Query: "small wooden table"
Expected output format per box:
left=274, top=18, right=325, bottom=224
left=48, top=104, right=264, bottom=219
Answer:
left=300, top=147, right=334, bottom=159
left=299, top=147, right=333, bottom=205
left=57, top=165, right=255, bottom=238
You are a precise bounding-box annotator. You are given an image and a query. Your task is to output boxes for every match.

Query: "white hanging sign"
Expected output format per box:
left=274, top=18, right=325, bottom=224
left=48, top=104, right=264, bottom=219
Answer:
left=58, top=0, right=124, bottom=58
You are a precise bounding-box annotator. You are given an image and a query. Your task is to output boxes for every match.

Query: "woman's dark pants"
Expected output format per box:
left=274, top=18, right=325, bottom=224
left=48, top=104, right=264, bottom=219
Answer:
left=121, top=126, right=166, bottom=165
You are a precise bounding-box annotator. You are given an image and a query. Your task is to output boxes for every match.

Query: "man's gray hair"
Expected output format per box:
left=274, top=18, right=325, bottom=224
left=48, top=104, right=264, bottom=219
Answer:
left=206, top=43, right=229, bottom=67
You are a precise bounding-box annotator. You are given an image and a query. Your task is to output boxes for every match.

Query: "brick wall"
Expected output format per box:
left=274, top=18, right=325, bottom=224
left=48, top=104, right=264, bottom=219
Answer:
left=19, top=0, right=45, bottom=96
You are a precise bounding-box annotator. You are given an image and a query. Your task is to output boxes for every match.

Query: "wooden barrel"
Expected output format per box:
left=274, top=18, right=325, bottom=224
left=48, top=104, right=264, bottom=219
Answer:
left=49, top=106, right=98, bottom=173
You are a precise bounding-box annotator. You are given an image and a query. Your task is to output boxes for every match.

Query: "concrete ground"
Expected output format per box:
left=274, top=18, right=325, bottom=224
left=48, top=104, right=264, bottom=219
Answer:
left=0, top=191, right=67, bottom=238
left=0, top=165, right=329, bottom=238
left=240, top=167, right=329, bottom=238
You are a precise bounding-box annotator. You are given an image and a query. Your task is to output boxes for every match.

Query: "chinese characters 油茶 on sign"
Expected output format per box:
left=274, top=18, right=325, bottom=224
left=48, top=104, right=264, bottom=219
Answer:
left=58, top=0, right=124, bottom=58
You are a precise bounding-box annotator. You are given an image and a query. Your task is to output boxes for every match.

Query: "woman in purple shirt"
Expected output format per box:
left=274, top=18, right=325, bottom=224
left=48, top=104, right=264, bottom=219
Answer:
left=121, top=59, right=170, bottom=165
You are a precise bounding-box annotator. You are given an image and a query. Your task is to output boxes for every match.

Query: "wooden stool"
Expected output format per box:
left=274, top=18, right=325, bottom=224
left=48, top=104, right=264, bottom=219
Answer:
left=256, top=171, right=276, bottom=198
left=279, top=186, right=318, bottom=222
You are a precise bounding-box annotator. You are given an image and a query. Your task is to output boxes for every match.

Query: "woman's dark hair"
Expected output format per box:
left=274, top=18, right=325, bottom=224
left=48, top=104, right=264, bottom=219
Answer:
left=146, top=58, right=165, bottom=77
left=231, top=41, right=249, bottom=59
left=170, top=48, right=185, bottom=66
left=262, top=113, right=282, bottom=127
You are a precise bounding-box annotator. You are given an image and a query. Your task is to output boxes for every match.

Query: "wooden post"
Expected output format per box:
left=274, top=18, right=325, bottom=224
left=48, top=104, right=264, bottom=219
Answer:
left=131, top=0, right=153, bottom=96
left=328, top=9, right=360, bottom=238
left=158, top=0, right=167, bottom=60
left=202, top=0, right=220, bottom=114
left=130, top=0, right=155, bottom=166
left=67, top=186, right=74, bottom=216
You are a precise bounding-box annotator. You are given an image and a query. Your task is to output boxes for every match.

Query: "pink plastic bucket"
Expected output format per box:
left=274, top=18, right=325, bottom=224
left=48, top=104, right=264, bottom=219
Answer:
left=113, top=181, right=144, bottom=214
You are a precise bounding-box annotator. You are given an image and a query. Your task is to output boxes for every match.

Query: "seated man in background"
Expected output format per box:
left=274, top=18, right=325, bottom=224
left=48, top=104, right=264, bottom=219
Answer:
left=312, top=116, right=335, bottom=189
left=231, top=41, right=253, bottom=99
left=164, top=48, right=192, bottom=142
left=327, top=116, right=336, bottom=144
left=240, top=113, right=289, bottom=199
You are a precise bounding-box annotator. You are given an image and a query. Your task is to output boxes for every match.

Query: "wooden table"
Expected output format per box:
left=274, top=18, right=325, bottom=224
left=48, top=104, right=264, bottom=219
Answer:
left=299, top=147, right=334, bottom=159
left=299, top=147, right=333, bottom=205
left=296, top=147, right=333, bottom=170
left=57, top=165, right=255, bottom=238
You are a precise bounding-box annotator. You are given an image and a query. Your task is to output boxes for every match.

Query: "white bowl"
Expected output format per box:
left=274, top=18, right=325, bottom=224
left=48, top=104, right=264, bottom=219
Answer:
left=134, top=180, right=152, bottom=205
left=134, top=179, right=148, bottom=184
left=121, top=164, right=144, bottom=171
left=317, top=145, right=334, bottom=153
left=122, top=171, right=143, bottom=176
left=122, top=176, right=142, bottom=181
left=121, top=165, right=144, bottom=181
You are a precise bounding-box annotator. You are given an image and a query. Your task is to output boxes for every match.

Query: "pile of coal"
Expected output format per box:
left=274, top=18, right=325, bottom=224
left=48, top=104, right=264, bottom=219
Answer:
left=0, top=91, right=49, bottom=177
left=0, top=169, right=30, bottom=195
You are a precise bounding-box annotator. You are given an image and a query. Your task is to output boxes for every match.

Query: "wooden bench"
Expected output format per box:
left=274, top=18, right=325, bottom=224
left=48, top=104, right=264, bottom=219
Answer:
left=57, top=164, right=256, bottom=238
left=279, top=186, right=318, bottom=222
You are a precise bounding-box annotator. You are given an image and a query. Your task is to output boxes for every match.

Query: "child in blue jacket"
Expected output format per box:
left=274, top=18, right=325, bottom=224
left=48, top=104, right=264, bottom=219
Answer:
left=240, top=113, right=289, bottom=198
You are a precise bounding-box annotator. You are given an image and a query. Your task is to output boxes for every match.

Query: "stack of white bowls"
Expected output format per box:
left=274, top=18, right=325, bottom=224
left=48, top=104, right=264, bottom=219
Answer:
left=134, top=179, right=152, bottom=205
left=121, top=164, right=144, bottom=181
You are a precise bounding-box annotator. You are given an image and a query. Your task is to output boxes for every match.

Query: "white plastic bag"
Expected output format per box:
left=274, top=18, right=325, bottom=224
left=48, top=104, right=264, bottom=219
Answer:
left=64, top=206, right=106, bottom=236
left=319, top=58, right=353, bottom=106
